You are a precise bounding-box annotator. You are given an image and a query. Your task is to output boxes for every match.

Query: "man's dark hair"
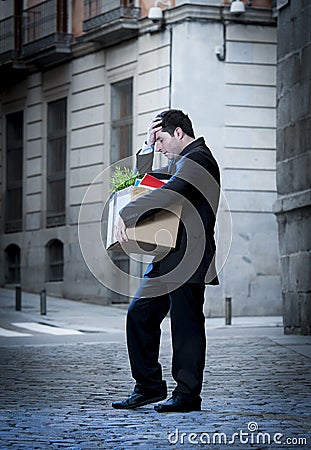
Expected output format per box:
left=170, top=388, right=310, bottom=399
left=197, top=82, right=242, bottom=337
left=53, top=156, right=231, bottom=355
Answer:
left=156, top=109, right=195, bottom=139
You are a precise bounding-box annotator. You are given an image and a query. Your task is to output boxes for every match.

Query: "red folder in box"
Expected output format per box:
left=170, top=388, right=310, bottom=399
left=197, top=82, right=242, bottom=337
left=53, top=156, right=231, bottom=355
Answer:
left=139, top=173, right=166, bottom=189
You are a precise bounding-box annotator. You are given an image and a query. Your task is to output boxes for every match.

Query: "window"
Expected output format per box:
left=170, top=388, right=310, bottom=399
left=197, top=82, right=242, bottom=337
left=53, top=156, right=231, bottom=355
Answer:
left=47, top=98, right=67, bottom=227
left=109, top=78, right=133, bottom=303
left=24, top=0, right=68, bottom=44
left=84, top=0, right=120, bottom=19
left=110, top=78, right=133, bottom=165
left=5, top=111, right=23, bottom=233
left=46, top=239, right=64, bottom=282
left=4, top=244, right=21, bottom=284
left=101, top=0, right=119, bottom=14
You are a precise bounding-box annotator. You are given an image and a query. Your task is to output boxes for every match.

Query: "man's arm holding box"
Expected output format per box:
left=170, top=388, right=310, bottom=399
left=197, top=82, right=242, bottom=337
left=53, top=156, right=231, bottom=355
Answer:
left=115, top=116, right=182, bottom=243
left=115, top=146, right=167, bottom=243
left=118, top=154, right=194, bottom=230
left=119, top=143, right=220, bottom=232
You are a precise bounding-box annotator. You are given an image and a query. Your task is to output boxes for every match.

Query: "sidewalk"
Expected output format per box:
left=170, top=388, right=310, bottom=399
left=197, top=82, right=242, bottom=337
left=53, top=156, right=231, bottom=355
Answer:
left=1, top=287, right=310, bottom=358
left=0, top=287, right=310, bottom=449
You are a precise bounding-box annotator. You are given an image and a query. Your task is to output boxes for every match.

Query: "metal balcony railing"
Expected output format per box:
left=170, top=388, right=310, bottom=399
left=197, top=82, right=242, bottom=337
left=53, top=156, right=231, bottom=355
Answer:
left=0, top=16, right=15, bottom=54
left=0, top=15, right=22, bottom=64
left=84, top=0, right=120, bottom=19
left=22, top=0, right=72, bottom=55
left=83, top=0, right=141, bottom=32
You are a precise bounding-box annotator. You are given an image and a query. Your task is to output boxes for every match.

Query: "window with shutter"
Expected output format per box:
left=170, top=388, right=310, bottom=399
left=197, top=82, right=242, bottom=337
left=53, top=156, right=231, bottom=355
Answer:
left=46, top=98, right=67, bottom=227
left=5, top=111, right=23, bottom=233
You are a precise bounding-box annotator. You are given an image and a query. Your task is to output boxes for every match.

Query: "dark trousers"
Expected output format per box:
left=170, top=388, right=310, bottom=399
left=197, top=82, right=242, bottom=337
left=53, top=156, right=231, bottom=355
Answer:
left=126, top=277, right=206, bottom=399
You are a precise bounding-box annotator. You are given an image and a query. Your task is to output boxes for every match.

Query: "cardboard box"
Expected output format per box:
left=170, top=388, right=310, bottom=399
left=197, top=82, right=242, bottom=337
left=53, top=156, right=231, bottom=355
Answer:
left=106, top=186, right=182, bottom=255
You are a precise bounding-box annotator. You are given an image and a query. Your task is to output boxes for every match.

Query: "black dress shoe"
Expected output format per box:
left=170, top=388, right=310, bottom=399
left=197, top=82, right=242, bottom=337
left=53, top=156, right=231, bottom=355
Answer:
left=154, top=394, right=201, bottom=413
left=112, top=391, right=167, bottom=409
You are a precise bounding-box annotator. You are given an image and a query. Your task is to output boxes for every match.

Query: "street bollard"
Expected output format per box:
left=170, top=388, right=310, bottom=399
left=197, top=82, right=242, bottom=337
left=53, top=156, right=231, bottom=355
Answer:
left=225, top=297, right=232, bottom=325
left=15, top=285, right=22, bottom=311
left=40, top=289, right=47, bottom=315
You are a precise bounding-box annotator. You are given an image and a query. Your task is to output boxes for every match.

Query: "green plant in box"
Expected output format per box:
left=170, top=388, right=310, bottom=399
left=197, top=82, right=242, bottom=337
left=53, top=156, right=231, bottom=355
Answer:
left=110, top=166, right=142, bottom=193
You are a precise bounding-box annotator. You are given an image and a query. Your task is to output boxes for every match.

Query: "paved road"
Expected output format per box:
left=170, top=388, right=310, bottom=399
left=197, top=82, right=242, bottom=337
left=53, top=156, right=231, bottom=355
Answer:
left=0, top=288, right=310, bottom=449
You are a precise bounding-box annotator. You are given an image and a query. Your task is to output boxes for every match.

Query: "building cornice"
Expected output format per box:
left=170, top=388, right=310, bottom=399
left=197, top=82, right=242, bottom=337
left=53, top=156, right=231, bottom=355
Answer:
left=72, top=4, right=276, bottom=56
left=71, top=41, right=102, bottom=59
left=273, top=190, right=311, bottom=216
left=140, top=3, right=276, bottom=33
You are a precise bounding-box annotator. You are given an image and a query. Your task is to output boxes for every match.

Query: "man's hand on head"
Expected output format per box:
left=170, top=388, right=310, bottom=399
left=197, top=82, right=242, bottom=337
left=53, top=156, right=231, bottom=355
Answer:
left=147, top=118, right=162, bottom=147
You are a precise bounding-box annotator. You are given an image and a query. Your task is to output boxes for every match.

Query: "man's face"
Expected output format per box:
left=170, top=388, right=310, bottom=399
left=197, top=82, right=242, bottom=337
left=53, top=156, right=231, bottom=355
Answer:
left=155, top=129, right=182, bottom=159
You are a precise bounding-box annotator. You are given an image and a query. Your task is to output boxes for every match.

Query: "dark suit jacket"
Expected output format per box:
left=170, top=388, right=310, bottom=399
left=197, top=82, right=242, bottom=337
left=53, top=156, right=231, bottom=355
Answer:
left=119, top=137, right=220, bottom=285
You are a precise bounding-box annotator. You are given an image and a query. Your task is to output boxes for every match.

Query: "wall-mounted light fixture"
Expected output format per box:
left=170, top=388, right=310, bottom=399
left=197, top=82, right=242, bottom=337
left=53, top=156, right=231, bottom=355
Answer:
left=216, top=1, right=247, bottom=61
left=148, top=0, right=171, bottom=23
left=230, top=0, right=246, bottom=15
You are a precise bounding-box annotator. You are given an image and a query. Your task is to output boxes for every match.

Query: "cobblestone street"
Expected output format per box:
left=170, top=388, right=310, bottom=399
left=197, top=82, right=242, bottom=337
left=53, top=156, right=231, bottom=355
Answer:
left=0, top=289, right=310, bottom=449
left=0, top=0, right=310, bottom=448
left=1, top=334, right=311, bottom=449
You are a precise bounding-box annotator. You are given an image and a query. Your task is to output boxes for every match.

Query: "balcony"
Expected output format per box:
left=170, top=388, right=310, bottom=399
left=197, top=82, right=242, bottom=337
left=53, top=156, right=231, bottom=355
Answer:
left=82, top=0, right=141, bottom=47
left=0, top=16, right=19, bottom=64
left=0, top=15, right=28, bottom=87
left=22, top=0, right=73, bottom=66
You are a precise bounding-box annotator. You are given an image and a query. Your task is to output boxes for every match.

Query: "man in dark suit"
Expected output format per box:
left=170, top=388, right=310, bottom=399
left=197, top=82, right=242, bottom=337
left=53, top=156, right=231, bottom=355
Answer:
left=112, top=110, right=220, bottom=413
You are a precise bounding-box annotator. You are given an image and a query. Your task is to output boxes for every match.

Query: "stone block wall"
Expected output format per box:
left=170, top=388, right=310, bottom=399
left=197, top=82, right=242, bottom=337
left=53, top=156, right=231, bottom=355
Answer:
left=274, top=1, right=311, bottom=335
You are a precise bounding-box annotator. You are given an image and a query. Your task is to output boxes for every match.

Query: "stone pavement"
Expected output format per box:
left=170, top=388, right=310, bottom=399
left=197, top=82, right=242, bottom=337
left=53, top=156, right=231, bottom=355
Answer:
left=0, top=287, right=310, bottom=449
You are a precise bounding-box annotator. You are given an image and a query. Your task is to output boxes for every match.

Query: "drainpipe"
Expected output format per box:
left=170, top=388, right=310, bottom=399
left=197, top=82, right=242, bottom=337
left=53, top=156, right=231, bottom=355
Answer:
left=168, top=24, right=172, bottom=108
left=216, top=6, right=227, bottom=62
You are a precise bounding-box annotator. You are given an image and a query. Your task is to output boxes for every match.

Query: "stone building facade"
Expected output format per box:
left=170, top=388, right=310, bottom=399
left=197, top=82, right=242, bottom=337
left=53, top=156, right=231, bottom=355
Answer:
left=274, top=0, right=311, bottom=335
left=0, top=0, right=281, bottom=317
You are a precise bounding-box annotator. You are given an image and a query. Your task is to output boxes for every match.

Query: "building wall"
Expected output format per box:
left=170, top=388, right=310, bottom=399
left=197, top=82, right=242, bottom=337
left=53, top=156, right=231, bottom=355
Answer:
left=274, top=1, right=311, bottom=335
left=137, top=31, right=170, bottom=140
left=223, top=23, right=280, bottom=317
left=0, top=1, right=281, bottom=316
left=0, top=31, right=170, bottom=303
left=171, top=18, right=280, bottom=316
